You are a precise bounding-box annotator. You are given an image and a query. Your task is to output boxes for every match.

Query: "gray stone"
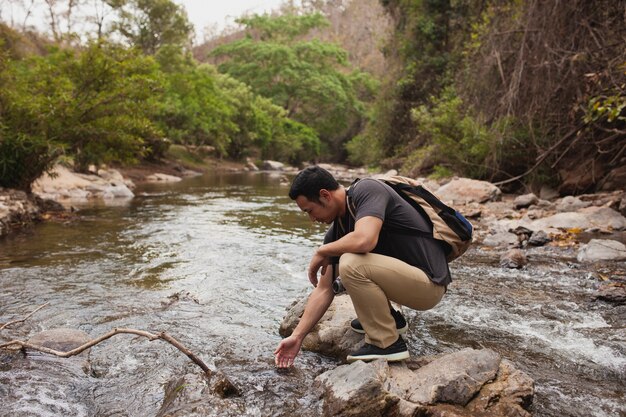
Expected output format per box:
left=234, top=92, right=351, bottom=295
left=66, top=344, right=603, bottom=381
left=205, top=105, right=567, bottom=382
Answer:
left=262, top=160, right=285, bottom=171
left=523, top=207, right=626, bottom=233
left=528, top=230, right=551, bottom=246
left=403, top=348, right=501, bottom=405
left=577, top=239, right=626, bottom=262
left=315, top=360, right=398, bottom=417
left=539, top=185, right=559, bottom=200
left=483, top=232, right=518, bottom=248
left=555, top=196, right=592, bottom=212
left=514, top=193, right=539, bottom=209
left=436, top=178, right=502, bottom=204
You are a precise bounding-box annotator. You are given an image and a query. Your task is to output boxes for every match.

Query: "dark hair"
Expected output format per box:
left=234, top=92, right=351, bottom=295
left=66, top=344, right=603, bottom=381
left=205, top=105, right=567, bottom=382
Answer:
left=289, top=166, right=339, bottom=202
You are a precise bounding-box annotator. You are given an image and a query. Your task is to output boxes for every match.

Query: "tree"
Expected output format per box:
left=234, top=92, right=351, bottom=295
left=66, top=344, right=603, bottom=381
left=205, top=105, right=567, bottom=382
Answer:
left=108, top=0, right=193, bottom=54
left=211, top=12, right=375, bottom=160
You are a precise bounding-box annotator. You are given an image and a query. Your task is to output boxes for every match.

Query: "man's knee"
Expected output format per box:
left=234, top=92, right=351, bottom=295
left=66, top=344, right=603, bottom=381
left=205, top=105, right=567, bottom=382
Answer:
left=338, top=253, right=364, bottom=282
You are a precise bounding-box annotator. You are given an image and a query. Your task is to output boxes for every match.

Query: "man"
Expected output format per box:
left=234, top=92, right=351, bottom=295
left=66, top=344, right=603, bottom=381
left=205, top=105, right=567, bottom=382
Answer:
left=274, top=166, right=450, bottom=368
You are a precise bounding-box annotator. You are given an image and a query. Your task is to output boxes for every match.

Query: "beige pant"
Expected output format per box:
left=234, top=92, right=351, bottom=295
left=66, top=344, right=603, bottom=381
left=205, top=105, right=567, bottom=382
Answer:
left=339, top=252, right=446, bottom=348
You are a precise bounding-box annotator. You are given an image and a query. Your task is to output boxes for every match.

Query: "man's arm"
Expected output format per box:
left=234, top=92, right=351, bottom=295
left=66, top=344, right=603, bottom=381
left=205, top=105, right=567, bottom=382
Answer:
left=308, top=216, right=383, bottom=284
left=274, top=267, right=335, bottom=368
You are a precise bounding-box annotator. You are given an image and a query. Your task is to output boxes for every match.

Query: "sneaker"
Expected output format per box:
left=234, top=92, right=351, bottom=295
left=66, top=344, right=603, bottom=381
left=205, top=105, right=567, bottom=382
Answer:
left=350, top=308, right=408, bottom=335
left=346, top=336, right=409, bottom=362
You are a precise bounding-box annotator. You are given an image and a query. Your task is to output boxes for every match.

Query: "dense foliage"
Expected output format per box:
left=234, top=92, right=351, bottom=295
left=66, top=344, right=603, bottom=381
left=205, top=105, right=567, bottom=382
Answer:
left=353, top=0, right=625, bottom=192
left=1, top=0, right=623, bottom=193
left=0, top=7, right=320, bottom=191
left=211, top=12, right=377, bottom=160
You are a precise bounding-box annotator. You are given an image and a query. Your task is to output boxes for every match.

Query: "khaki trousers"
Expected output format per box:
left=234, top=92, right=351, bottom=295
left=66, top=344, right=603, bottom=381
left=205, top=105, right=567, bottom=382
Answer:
left=339, top=252, right=446, bottom=348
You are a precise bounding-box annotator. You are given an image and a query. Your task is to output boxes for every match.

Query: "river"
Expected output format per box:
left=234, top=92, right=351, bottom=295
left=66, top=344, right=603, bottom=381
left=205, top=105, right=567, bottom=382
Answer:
left=0, top=171, right=624, bottom=416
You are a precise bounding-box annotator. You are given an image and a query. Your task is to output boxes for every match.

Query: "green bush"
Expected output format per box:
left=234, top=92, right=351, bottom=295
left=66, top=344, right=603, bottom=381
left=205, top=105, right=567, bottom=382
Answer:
left=0, top=129, right=60, bottom=191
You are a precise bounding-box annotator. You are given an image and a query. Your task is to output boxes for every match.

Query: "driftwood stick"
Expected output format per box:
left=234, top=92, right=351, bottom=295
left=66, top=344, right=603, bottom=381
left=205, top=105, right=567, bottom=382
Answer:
left=0, top=328, right=212, bottom=376
left=0, top=303, right=50, bottom=331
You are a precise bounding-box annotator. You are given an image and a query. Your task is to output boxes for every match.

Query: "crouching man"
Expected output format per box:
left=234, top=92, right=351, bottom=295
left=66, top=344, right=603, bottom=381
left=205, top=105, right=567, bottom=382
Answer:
left=274, top=166, right=450, bottom=367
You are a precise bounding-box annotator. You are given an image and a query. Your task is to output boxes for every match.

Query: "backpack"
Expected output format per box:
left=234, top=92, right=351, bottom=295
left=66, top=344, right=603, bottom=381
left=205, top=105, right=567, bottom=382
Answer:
left=347, top=176, right=473, bottom=262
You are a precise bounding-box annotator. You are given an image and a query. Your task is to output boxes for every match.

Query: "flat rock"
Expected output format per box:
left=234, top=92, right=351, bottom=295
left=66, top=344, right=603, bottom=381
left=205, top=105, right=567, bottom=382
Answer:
left=314, top=350, right=533, bottom=417
left=401, top=348, right=501, bottom=405
left=514, top=193, right=539, bottom=209
left=145, top=173, right=182, bottom=183
left=577, top=239, right=626, bottom=262
left=436, top=178, right=502, bottom=204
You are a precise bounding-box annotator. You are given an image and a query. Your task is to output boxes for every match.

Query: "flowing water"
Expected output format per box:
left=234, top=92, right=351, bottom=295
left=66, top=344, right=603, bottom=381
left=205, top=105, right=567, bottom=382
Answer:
left=0, top=172, right=624, bottom=417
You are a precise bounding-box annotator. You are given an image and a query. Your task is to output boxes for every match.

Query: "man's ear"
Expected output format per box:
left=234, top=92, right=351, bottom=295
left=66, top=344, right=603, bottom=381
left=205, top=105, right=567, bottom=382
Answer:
left=319, top=189, right=331, bottom=202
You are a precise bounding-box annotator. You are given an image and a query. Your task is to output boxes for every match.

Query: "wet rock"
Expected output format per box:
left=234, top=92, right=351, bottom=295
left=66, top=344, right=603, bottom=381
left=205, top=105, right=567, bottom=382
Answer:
left=279, top=294, right=364, bottom=358
left=577, top=239, right=626, bottom=262
left=436, top=178, right=502, bottom=204
left=315, top=350, right=533, bottom=417
left=528, top=230, right=551, bottom=246
left=211, top=371, right=241, bottom=398
left=500, top=249, right=528, bottom=269
left=262, top=160, right=284, bottom=171
left=595, top=283, right=626, bottom=303
left=315, top=359, right=398, bottom=416
left=145, top=173, right=182, bottom=183
left=514, top=193, right=539, bottom=209
left=466, top=359, right=534, bottom=416
left=555, top=196, right=591, bottom=212
left=27, top=328, right=91, bottom=354
left=402, top=348, right=501, bottom=405
left=34, top=196, right=66, bottom=212
left=0, top=189, right=41, bottom=236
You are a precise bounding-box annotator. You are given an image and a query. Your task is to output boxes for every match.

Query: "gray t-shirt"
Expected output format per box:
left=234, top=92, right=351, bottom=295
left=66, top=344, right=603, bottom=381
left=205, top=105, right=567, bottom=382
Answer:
left=324, top=178, right=451, bottom=286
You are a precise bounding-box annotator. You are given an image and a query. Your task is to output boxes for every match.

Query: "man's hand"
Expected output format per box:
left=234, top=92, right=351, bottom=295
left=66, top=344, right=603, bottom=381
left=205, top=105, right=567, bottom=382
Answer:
left=308, top=250, right=330, bottom=287
left=274, top=335, right=303, bottom=368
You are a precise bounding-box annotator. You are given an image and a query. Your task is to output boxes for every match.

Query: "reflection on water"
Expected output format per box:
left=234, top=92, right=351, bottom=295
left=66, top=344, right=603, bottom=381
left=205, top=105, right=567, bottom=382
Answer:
left=0, top=171, right=624, bottom=417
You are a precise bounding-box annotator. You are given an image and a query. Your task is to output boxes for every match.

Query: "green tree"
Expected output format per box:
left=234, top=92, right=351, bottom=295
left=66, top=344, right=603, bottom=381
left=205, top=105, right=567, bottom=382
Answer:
left=1, top=41, right=165, bottom=174
left=108, top=0, right=194, bottom=54
left=211, top=12, right=375, bottom=160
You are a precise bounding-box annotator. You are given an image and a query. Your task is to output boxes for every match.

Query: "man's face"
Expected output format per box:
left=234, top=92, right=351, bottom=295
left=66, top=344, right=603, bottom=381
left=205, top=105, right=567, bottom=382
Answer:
left=295, top=192, right=336, bottom=224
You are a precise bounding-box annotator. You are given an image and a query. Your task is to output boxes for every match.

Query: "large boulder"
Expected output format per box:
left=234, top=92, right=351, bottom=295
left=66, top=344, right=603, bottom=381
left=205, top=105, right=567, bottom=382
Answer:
left=436, top=178, right=502, bottom=204
left=32, top=165, right=134, bottom=202
left=315, top=351, right=534, bottom=417
left=315, top=360, right=398, bottom=416
left=280, top=294, right=364, bottom=358
left=512, top=207, right=626, bottom=233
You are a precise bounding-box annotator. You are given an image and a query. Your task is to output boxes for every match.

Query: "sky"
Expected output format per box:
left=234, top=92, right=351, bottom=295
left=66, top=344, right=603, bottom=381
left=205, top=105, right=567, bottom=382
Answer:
left=174, top=0, right=284, bottom=41
left=0, top=0, right=289, bottom=43
left=177, top=0, right=286, bottom=37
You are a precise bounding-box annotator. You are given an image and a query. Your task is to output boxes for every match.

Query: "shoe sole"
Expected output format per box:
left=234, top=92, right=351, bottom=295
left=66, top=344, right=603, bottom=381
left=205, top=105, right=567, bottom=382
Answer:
left=346, top=350, right=410, bottom=363
left=351, top=324, right=408, bottom=335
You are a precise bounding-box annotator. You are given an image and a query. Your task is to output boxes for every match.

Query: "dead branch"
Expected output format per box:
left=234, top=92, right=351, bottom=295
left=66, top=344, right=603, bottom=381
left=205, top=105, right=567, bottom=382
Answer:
left=494, top=125, right=580, bottom=186
left=0, top=328, right=212, bottom=376
left=0, top=303, right=49, bottom=331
